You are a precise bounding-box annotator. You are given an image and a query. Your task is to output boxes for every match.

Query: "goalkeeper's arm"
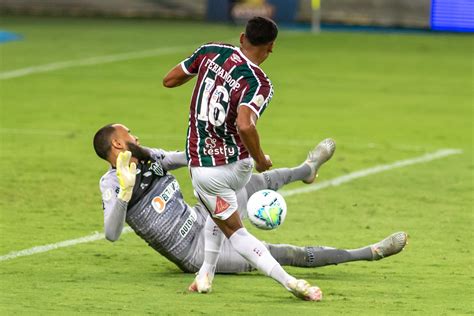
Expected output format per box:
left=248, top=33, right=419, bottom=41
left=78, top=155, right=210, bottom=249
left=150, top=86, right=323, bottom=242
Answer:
left=102, top=151, right=137, bottom=242
left=104, top=199, right=127, bottom=242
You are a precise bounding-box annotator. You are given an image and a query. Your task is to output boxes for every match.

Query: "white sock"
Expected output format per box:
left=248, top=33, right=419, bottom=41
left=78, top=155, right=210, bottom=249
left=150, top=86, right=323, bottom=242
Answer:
left=229, top=228, right=295, bottom=289
left=198, top=216, right=225, bottom=281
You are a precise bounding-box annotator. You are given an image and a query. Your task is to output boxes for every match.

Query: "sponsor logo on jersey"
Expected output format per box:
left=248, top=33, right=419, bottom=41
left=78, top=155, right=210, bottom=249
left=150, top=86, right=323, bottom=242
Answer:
left=215, top=196, right=230, bottom=214
left=204, top=59, right=241, bottom=90
left=143, top=171, right=152, bottom=177
left=203, top=137, right=236, bottom=157
left=151, top=179, right=180, bottom=213
left=152, top=197, right=165, bottom=213
left=179, top=207, right=197, bottom=238
left=230, top=53, right=242, bottom=63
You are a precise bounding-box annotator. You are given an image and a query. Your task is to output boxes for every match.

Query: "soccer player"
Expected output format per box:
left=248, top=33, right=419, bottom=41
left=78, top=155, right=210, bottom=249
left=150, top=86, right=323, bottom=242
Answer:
left=94, top=124, right=408, bottom=299
left=162, top=16, right=323, bottom=299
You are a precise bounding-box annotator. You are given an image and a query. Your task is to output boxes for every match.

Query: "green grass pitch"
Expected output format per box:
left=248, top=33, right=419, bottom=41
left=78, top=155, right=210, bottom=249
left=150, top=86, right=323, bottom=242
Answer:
left=0, top=17, right=472, bottom=315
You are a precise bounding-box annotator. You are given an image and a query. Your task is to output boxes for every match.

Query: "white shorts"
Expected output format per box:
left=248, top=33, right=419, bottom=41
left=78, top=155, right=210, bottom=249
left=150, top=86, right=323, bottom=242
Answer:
left=190, top=158, right=254, bottom=220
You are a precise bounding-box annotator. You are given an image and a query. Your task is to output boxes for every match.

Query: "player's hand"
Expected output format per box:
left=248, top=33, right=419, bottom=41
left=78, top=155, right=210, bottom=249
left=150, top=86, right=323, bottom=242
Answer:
left=116, top=151, right=137, bottom=202
left=255, top=154, right=272, bottom=173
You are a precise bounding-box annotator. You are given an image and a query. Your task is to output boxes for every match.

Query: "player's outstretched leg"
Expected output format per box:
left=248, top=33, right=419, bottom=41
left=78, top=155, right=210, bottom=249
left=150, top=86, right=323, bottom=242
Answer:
left=302, top=138, right=336, bottom=184
left=265, top=231, right=408, bottom=268
left=243, top=138, right=336, bottom=196
left=371, top=232, right=408, bottom=260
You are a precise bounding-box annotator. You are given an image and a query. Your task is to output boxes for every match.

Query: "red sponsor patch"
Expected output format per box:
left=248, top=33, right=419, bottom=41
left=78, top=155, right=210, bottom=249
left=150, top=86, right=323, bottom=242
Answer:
left=215, top=196, right=230, bottom=214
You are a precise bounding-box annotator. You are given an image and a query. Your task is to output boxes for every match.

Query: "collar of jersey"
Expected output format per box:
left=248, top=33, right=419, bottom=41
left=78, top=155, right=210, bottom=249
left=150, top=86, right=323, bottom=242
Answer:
left=236, top=47, right=259, bottom=68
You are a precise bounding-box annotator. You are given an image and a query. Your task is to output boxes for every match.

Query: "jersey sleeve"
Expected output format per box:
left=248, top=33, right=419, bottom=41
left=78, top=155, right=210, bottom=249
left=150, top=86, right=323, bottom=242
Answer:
left=180, top=44, right=207, bottom=76
left=239, top=76, right=273, bottom=118
left=99, top=172, right=120, bottom=215
left=148, top=147, right=188, bottom=171
left=99, top=172, right=127, bottom=241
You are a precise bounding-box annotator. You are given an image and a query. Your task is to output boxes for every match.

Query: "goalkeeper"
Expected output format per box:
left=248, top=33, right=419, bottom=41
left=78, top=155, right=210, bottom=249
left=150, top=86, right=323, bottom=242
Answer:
left=93, top=123, right=407, bottom=274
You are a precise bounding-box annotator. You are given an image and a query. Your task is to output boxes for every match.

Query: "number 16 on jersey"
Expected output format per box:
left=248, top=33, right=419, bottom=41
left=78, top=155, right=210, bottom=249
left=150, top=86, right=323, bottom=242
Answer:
left=197, top=78, right=229, bottom=127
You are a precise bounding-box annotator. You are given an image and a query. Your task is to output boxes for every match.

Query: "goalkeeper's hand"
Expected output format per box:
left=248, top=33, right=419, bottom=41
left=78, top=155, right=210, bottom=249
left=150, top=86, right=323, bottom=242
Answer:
left=116, top=151, right=137, bottom=202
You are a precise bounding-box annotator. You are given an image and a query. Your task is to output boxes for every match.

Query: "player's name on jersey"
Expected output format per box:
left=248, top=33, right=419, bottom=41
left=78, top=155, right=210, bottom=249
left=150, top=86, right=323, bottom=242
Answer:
left=205, top=58, right=241, bottom=90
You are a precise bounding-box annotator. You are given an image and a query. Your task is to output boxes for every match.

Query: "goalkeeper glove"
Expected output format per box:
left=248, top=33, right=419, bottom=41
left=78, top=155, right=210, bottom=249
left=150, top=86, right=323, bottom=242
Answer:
left=116, top=151, right=137, bottom=202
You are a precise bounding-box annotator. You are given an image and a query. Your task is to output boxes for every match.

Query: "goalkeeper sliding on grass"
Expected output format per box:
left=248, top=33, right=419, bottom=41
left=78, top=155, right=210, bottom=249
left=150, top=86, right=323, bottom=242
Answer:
left=93, top=123, right=407, bottom=276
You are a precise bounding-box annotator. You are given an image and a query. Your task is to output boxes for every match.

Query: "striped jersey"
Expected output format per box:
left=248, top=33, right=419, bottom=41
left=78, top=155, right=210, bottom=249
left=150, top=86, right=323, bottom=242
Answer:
left=181, top=43, right=274, bottom=167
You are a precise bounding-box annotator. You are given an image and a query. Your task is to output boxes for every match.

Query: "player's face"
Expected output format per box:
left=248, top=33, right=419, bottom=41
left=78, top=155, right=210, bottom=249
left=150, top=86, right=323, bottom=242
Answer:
left=112, top=124, right=150, bottom=162
left=260, top=41, right=274, bottom=63
left=112, top=124, right=140, bottom=147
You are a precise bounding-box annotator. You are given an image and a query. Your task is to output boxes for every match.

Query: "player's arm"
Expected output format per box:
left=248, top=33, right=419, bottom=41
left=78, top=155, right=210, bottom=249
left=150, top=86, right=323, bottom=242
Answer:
left=104, top=199, right=128, bottom=242
left=162, top=64, right=194, bottom=88
left=146, top=147, right=188, bottom=171
left=236, top=105, right=272, bottom=172
left=101, top=151, right=137, bottom=242
left=161, top=150, right=187, bottom=170
left=163, top=45, right=206, bottom=88
left=100, top=178, right=127, bottom=242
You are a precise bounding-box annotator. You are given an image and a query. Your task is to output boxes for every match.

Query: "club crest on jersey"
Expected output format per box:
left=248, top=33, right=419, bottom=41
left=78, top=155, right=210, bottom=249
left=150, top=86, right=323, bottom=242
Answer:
left=151, top=179, right=180, bottom=213
left=149, top=161, right=164, bottom=176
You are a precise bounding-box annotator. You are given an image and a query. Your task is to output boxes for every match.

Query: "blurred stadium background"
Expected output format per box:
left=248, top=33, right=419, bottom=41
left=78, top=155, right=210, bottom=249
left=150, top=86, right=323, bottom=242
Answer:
left=1, top=0, right=473, bottom=31
left=0, top=0, right=472, bottom=314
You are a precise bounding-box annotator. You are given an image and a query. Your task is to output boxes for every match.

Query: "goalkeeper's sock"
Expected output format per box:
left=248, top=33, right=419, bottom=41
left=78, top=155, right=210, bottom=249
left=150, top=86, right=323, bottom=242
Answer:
left=244, top=164, right=312, bottom=195
left=262, top=165, right=312, bottom=191
left=267, top=244, right=373, bottom=267
left=229, top=228, right=295, bottom=289
left=304, top=246, right=373, bottom=266
left=198, top=217, right=225, bottom=281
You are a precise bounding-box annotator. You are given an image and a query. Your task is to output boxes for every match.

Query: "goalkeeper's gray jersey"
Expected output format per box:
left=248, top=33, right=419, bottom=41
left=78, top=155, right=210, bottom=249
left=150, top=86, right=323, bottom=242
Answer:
left=99, top=148, right=207, bottom=271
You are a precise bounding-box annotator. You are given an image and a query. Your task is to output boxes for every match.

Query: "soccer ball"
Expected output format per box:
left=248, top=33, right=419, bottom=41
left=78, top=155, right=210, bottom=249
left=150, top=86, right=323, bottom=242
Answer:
left=246, top=190, right=287, bottom=230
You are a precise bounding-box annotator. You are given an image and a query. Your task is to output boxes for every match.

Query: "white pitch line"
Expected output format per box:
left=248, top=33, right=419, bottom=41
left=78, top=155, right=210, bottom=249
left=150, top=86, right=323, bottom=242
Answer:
left=279, top=148, right=463, bottom=197
left=0, top=148, right=462, bottom=263
left=0, top=227, right=134, bottom=262
left=0, top=46, right=189, bottom=80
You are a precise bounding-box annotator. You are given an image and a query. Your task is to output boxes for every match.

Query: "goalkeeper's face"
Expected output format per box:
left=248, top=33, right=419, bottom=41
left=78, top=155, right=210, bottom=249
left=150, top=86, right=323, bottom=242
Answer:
left=112, top=124, right=150, bottom=162
left=112, top=124, right=140, bottom=146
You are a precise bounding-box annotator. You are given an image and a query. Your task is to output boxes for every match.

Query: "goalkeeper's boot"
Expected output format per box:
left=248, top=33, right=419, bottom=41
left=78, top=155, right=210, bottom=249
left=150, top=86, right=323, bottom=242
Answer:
left=188, top=273, right=212, bottom=293
left=287, top=279, right=322, bottom=301
left=303, top=138, right=336, bottom=184
left=371, top=232, right=408, bottom=260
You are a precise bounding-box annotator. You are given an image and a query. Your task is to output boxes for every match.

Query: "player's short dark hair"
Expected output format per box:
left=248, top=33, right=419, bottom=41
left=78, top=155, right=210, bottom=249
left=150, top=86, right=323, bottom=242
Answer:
left=93, top=124, right=116, bottom=160
left=245, top=16, right=278, bottom=46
